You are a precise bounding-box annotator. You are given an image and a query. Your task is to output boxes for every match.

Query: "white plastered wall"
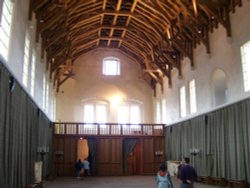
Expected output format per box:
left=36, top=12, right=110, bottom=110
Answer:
left=56, top=49, right=154, bottom=123
left=156, top=0, right=250, bottom=125
left=0, top=0, right=55, bottom=120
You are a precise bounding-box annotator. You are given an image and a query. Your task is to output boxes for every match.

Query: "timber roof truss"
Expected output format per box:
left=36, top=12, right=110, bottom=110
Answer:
left=29, top=0, right=242, bottom=92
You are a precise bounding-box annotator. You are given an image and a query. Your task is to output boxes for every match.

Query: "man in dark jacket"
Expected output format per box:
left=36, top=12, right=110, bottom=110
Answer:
left=179, top=157, right=197, bottom=188
left=75, top=159, right=82, bottom=178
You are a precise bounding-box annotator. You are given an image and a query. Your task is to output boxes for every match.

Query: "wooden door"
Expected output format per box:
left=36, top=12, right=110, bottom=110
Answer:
left=98, top=138, right=123, bottom=175
left=53, top=137, right=77, bottom=176
left=141, top=137, right=165, bottom=174
left=127, top=141, right=141, bottom=175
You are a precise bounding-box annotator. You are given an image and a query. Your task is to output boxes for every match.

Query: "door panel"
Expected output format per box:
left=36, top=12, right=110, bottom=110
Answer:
left=141, top=137, right=165, bottom=174
left=98, top=138, right=123, bottom=175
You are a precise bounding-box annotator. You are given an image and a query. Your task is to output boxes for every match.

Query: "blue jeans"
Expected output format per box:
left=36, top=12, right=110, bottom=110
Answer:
left=180, top=183, right=194, bottom=188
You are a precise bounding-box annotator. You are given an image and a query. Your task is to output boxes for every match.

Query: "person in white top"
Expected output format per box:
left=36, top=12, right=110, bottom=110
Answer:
left=82, top=158, right=90, bottom=176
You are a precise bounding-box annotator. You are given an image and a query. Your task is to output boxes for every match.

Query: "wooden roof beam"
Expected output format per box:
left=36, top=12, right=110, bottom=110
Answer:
left=139, top=1, right=171, bottom=24
left=71, top=14, right=100, bottom=30
left=184, top=24, right=210, bottom=53
left=72, top=39, right=98, bottom=55
left=129, top=22, right=158, bottom=43
left=29, top=0, right=50, bottom=20
left=198, top=0, right=231, bottom=36
left=51, top=56, right=68, bottom=73
left=107, top=0, right=123, bottom=47
left=97, top=0, right=107, bottom=46
left=126, top=29, right=153, bottom=47
left=72, top=46, right=97, bottom=61
left=121, top=41, right=147, bottom=60
left=144, top=59, right=164, bottom=91
left=41, top=12, right=65, bottom=34
left=69, top=1, right=103, bottom=19
left=172, top=39, right=194, bottom=67
left=118, top=0, right=139, bottom=47
left=71, top=28, right=99, bottom=44
left=44, top=32, right=67, bottom=50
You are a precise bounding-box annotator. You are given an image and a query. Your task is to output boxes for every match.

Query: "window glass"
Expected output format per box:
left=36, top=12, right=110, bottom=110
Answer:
left=241, top=41, right=250, bottom=92
left=83, top=103, right=108, bottom=123
left=130, top=105, right=140, bottom=124
left=161, top=98, right=166, bottom=123
left=103, top=57, right=120, bottom=75
left=84, top=104, right=95, bottom=123
left=0, top=0, right=13, bottom=60
left=42, top=75, right=46, bottom=110
left=189, top=80, right=197, bottom=113
left=180, top=86, right=186, bottom=117
left=156, top=101, right=161, bottom=123
left=118, top=104, right=141, bottom=124
left=22, top=33, right=30, bottom=87
left=96, top=104, right=107, bottom=123
left=45, top=82, right=49, bottom=112
left=118, top=105, right=129, bottom=124
left=30, top=52, right=36, bottom=96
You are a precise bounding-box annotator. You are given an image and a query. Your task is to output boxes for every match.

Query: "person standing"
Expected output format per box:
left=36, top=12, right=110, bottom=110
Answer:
left=179, top=157, right=197, bottom=188
left=156, top=163, right=174, bottom=188
left=82, top=158, right=90, bottom=176
left=177, top=161, right=184, bottom=179
left=75, top=159, right=82, bottom=179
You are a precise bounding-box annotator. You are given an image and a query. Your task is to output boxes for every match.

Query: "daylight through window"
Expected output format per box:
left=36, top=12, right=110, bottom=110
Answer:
left=0, top=0, right=13, bottom=60
left=189, top=80, right=197, bottom=114
left=180, top=86, right=186, bottom=117
left=103, top=57, right=120, bottom=75
left=241, top=41, right=250, bottom=92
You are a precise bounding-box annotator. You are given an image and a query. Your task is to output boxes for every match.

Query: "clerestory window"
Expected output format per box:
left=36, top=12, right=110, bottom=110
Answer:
left=103, top=57, right=120, bottom=75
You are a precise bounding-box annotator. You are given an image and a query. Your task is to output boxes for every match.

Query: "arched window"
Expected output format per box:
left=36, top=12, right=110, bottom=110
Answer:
left=212, top=69, right=228, bottom=106
left=83, top=100, right=108, bottom=123
left=103, top=57, right=120, bottom=75
left=117, top=102, right=141, bottom=124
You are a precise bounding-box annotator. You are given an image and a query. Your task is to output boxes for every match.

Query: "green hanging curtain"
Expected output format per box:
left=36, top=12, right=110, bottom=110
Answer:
left=165, top=99, right=250, bottom=183
left=123, top=138, right=138, bottom=175
left=0, top=62, right=53, bottom=188
left=87, top=138, right=98, bottom=175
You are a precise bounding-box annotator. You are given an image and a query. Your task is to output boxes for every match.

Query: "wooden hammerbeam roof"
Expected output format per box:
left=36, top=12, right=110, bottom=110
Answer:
left=29, top=0, right=242, bottom=92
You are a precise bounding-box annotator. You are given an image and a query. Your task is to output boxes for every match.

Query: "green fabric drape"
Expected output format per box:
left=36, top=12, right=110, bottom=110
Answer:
left=37, top=112, right=53, bottom=179
left=123, top=138, right=138, bottom=175
left=165, top=99, right=250, bottom=183
left=87, top=138, right=98, bottom=175
left=0, top=64, right=11, bottom=188
left=0, top=62, right=52, bottom=188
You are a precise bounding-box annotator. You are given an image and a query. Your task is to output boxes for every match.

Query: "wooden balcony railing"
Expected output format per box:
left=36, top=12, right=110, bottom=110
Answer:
left=53, top=123, right=165, bottom=136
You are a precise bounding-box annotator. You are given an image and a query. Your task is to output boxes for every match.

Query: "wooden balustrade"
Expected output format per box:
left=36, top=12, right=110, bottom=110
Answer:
left=53, top=122, right=165, bottom=136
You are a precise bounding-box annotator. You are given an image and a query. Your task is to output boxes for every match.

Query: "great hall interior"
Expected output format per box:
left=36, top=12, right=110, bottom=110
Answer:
left=0, top=0, right=250, bottom=188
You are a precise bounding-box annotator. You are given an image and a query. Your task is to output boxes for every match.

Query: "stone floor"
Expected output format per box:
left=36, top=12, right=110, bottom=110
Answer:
left=44, top=176, right=220, bottom=188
